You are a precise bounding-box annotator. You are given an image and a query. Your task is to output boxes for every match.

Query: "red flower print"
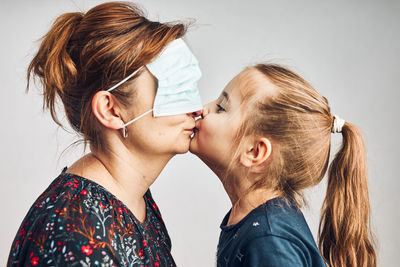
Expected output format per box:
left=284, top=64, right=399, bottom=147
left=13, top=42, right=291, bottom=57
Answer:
left=64, top=180, right=79, bottom=188
left=31, top=257, right=39, bottom=266
left=8, top=174, right=175, bottom=267
left=81, top=245, right=93, bottom=256
left=19, top=228, right=25, bottom=236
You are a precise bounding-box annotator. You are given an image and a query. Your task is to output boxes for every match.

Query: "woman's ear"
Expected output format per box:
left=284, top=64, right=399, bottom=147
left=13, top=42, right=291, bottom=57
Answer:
left=239, top=137, right=272, bottom=168
left=91, top=91, right=124, bottom=130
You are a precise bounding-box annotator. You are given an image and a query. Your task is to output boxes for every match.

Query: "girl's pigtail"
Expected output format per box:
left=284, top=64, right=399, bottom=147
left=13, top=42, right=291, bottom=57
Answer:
left=319, top=122, right=376, bottom=267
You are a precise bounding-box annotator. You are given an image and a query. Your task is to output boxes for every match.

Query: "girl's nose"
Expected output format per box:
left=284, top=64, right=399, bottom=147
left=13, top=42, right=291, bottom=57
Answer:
left=202, top=105, right=209, bottom=117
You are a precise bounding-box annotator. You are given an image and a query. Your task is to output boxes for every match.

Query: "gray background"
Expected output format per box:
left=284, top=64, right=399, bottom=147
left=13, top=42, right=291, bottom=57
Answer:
left=1, top=0, right=399, bottom=266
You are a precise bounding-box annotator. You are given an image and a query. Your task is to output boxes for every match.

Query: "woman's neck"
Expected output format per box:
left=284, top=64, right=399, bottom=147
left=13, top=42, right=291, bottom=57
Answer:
left=67, top=142, right=172, bottom=222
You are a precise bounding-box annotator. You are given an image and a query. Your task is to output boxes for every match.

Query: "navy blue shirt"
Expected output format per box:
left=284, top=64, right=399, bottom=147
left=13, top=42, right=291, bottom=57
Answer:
left=217, top=197, right=326, bottom=267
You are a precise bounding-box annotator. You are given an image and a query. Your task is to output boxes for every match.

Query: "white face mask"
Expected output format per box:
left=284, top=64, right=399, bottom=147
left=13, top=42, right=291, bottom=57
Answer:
left=107, top=38, right=202, bottom=137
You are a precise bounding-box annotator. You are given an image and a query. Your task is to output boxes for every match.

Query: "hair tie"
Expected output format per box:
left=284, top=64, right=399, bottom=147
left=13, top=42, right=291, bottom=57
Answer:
left=332, top=114, right=345, bottom=133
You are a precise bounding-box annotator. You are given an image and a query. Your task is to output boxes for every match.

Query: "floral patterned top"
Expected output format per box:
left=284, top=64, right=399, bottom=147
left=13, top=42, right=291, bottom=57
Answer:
left=8, top=167, right=175, bottom=267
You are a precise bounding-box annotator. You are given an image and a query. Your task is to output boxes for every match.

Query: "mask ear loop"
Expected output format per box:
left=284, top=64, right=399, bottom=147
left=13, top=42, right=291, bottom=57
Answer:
left=107, top=68, right=143, bottom=139
left=120, top=109, right=153, bottom=138
left=121, top=120, right=128, bottom=138
left=122, top=127, right=128, bottom=138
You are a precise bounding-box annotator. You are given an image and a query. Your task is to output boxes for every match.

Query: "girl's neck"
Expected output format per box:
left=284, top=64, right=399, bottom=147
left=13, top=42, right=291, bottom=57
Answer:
left=67, top=144, right=172, bottom=222
left=225, top=184, right=280, bottom=226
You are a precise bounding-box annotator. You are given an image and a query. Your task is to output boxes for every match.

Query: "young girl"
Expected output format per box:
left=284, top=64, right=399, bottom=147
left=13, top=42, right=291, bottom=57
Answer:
left=190, top=64, right=376, bottom=266
left=8, top=2, right=201, bottom=266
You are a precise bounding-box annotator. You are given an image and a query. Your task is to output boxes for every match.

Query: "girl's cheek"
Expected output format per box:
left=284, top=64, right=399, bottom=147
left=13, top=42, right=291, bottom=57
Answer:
left=202, top=117, right=219, bottom=138
left=197, top=119, right=215, bottom=147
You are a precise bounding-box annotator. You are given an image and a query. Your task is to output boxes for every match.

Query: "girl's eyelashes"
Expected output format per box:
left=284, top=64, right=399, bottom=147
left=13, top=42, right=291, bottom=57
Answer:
left=216, top=103, right=225, bottom=112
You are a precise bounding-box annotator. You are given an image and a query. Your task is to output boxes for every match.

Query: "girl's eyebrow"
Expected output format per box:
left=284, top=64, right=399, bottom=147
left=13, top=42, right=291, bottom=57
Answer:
left=217, top=91, right=229, bottom=104
left=222, top=91, right=229, bottom=101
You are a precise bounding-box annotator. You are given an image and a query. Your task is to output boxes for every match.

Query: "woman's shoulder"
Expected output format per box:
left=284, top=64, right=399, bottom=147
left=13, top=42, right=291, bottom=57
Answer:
left=29, top=168, right=120, bottom=218
left=8, top=169, right=129, bottom=266
left=13, top=168, right=118, bottom=230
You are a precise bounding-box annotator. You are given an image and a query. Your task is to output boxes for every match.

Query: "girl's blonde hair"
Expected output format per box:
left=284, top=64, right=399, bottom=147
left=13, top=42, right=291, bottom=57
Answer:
left=227, top=63, right=376, bottom=267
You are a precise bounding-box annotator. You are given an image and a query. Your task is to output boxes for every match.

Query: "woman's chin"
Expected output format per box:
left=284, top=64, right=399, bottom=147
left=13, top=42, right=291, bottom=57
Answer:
left=177, top=140, right=192, bottom=154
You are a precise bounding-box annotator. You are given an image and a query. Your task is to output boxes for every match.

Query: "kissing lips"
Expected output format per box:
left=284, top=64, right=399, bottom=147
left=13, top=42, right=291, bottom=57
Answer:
left=190, top=127, right=199, bottom=139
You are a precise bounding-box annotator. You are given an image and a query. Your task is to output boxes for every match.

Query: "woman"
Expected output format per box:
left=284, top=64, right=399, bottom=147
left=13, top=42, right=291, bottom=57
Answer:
left=8, top=2, right=201, bottom=266
left=190, top=64, right=376, bottom=266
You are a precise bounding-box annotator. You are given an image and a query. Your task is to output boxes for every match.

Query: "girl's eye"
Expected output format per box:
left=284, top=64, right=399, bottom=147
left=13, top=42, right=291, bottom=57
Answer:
left=216, top=103, right=225, bottom=112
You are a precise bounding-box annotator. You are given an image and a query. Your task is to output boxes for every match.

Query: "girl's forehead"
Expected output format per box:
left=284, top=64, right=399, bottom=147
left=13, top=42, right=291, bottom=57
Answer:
left=227, top=68, right=278, bottom=103
left=224, top=69, right=253, bottom=95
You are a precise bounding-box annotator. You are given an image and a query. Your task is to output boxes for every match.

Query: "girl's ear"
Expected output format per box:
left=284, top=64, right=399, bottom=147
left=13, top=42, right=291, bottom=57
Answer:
left=91, top=90, right=124, bottom=130
left=239, top=137, right=272, bottom=168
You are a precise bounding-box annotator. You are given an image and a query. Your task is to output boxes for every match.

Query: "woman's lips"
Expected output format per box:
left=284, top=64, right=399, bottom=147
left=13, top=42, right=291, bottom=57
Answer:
left=189, top=120, right=201, bottom=139
left=184, top=126, right=195, bottom=137
left=190, top=126, right=200, bottom=139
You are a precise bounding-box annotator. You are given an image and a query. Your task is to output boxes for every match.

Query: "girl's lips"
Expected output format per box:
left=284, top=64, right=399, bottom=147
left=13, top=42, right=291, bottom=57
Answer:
left=191, top=120, right=201, bottom=138
left=190, top=126, right=199, bottom=139
left=190, top=129, right=198, bottom=139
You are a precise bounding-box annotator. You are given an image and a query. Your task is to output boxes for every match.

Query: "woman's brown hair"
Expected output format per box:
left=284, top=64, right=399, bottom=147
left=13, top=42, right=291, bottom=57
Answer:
left=228, top=64, right=376, bottom=266
left=27, top=2, right=187, bottom=151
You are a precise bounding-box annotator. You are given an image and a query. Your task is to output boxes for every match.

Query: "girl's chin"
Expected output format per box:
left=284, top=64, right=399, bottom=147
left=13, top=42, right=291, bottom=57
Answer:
left=188, top=140, right=198, bottom=154
left=189, top=133, right=198, bottom=151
